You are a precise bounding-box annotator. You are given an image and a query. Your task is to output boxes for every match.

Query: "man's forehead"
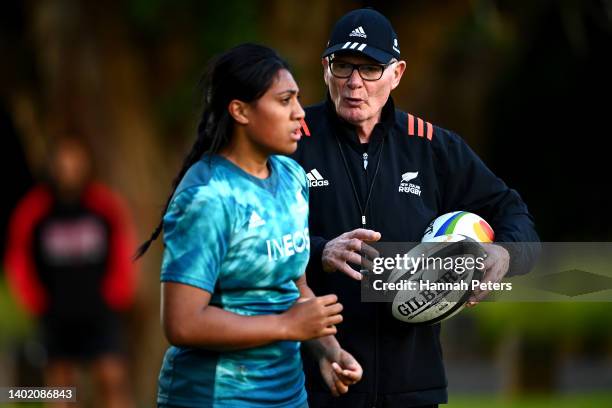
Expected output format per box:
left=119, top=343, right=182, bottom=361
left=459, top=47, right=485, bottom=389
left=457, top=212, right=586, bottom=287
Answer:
left=330, top=52, right=380, bottom=64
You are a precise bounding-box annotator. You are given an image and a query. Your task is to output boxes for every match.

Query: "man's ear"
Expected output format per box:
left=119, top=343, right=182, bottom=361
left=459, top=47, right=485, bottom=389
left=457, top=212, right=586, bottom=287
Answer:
left=228, top=100, right=249, bottom=125
left=391, top=60, right=406, bottom=90
left=322, top=58, right=330, bottom=87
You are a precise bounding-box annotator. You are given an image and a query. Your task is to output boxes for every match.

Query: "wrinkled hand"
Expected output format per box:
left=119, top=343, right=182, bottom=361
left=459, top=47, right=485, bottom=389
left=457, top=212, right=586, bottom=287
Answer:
left=322, top=229, right=381, bottom=280
left=467, top=243, right=510, bottom=307
left=319, top=347, right=363, bottom=397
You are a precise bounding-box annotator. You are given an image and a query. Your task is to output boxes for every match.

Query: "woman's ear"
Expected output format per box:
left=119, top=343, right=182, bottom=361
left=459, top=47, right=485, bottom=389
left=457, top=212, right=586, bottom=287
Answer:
left=228, top=100, right=250, bottom=125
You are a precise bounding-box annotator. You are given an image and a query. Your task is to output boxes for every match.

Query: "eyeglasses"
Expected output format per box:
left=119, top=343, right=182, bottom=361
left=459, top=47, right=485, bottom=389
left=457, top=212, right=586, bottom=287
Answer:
left=329, top=60, right=395, bottom=81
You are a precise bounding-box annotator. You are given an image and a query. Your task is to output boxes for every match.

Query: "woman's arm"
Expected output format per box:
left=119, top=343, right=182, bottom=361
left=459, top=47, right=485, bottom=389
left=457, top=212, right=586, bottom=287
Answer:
left=295, top=273, right=341, bottom=356
left=162, top=281, right=342, bottom=351
left=295, top=274, right=363, bottom=396
left=295, top=273, right=342, bottom=359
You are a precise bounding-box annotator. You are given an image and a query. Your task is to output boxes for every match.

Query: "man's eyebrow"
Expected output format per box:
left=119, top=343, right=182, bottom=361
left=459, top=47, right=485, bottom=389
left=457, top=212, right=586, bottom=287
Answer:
left=331, top=59, right=379, bottom=65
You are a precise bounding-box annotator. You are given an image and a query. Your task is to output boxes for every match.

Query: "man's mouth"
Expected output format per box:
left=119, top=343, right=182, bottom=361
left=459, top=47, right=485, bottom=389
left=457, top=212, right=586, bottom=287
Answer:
left=344, top=97, right=365, bottom=107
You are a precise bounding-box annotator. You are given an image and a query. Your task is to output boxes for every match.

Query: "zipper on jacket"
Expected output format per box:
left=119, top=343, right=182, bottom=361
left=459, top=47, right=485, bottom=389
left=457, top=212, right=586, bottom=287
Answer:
left=362, top=152, right=369, bottom=226
left=334, top=135, right=384, bottom=229
left=365, top=154, right=379, bottom=407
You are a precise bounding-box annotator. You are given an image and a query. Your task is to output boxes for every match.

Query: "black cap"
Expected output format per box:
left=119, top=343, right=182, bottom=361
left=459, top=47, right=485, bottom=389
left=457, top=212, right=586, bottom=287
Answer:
left=322, top=8, right=401, bottom=64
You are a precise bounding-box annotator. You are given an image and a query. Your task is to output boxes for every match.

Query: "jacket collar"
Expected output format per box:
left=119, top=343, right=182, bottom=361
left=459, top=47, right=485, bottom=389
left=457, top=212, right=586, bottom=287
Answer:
left=324, top=92, right=395, bottom=150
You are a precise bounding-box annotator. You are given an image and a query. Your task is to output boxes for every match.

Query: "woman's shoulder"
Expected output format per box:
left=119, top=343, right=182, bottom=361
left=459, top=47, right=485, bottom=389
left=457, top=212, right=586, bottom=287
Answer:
left=170, top=158, right=234, bottom=208
left=173, top=156, right=228, bottom=195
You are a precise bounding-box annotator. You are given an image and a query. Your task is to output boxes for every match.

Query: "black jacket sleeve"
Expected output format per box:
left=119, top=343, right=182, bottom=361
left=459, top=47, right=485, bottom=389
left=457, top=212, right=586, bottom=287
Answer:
left=435, top=129, right=540, bottom=276
left=307, top=235, right=329, bottom=278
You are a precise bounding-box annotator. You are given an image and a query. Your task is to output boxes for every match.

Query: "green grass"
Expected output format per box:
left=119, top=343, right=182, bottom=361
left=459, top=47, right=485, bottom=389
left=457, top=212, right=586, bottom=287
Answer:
left=447, top=393, right=612, bottom=408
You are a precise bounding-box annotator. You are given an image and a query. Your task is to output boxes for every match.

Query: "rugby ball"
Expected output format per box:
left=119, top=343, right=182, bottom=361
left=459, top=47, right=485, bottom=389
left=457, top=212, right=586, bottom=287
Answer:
left=388, top=212, right=493, bottom=324
left=421, top=211, right=494, bottom=243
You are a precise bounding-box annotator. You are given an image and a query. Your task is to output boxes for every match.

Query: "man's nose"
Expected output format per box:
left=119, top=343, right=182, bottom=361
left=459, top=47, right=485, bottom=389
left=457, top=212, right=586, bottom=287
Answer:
left=346, top=68, right=363, bottom=88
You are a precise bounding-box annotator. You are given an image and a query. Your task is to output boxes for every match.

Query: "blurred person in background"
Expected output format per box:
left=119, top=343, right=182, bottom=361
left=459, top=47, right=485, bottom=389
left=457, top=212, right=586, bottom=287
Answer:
left=293, top=8, right=539, bottom=408
left=4, top=136, right=137, bottom=408
left=136, top=43, right=362, bottom=407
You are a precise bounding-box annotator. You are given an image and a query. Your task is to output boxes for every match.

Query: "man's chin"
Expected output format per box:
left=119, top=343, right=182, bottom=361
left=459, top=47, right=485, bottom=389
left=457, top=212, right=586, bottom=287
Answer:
left=338, top=108, right=367, bottom=125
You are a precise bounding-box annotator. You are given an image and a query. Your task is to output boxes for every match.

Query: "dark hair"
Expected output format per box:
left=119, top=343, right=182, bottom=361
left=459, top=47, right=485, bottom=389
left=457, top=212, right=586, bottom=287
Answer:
left=134, top=43, right=290, bottom=259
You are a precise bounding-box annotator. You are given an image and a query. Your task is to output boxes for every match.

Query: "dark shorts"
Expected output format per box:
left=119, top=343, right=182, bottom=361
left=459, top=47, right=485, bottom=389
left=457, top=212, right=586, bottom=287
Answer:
left=41, top=314, right=123, bottom=360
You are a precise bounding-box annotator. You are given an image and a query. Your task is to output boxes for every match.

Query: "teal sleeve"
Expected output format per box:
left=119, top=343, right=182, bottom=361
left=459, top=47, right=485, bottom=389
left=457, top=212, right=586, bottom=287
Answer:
left=160, top=186, right=231, bottom=293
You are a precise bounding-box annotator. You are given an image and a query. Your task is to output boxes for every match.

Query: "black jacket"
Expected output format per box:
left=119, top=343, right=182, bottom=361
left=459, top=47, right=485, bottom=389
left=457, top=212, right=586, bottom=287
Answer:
left=292, top=96, right=539, bottom=407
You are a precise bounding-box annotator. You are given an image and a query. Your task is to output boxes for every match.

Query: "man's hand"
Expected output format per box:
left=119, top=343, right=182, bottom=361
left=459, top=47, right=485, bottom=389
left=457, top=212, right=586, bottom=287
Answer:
left=319, top=347, right=363, bottom=397
left=322, top=229, right=381, bottom=280
left=467, top=243, right=510, bottom=307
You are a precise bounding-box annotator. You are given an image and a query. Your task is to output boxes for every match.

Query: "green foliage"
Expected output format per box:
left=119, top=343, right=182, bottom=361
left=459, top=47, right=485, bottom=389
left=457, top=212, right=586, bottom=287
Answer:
left=123, top=0, right=263, bottom=143
left=466, top=302, right=612, bottom=343
left=0, top=275, right=34, bottom=348
left=448, top=392, right=612, bottom=408
left=124, top=0, right=261, bottom=54
left=466, top=251, right=612, bottom=342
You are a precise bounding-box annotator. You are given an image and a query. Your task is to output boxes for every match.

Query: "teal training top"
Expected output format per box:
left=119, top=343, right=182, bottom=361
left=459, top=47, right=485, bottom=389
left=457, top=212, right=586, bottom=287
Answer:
left=157, top=154, right=310, bottom=408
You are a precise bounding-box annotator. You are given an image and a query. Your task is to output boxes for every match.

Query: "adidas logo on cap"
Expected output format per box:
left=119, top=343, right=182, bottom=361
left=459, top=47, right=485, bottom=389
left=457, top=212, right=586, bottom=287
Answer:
left=349, top=26, right=367, bottom=38
left=306, top=169, right=329, bottom=187
left=322, top=9, right=400, bottom=64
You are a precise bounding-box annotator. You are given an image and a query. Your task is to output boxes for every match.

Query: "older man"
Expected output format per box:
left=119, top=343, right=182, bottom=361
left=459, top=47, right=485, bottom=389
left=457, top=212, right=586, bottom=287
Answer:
left=293, top=7, right=539, bottom=408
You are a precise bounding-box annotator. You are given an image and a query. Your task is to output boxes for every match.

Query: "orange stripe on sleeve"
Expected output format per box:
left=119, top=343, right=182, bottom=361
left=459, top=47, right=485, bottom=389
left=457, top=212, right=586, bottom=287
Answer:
left=426, top=122, right=433, bottom=140
left=408, top=114, right=415, bottom=135
left=417, top=118, right=424, bottom=137
left=299, top=118, right=311, bottom=137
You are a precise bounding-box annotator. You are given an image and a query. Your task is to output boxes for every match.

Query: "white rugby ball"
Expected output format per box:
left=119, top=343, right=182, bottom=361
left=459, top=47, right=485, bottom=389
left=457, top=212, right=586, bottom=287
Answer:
left=388, top=234, right=486, bottom=324
left=422, top=211, right=494, bottom=243
left=388, top=212, right=494, bottom=324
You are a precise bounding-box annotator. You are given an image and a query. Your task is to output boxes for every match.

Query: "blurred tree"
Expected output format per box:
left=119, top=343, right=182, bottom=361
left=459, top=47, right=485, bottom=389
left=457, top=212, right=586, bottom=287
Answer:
left=487, top=0, right=612, bottom=241
left=466, top=0, right=612, bottom=395
left=471, top=301, right=612, bottom=394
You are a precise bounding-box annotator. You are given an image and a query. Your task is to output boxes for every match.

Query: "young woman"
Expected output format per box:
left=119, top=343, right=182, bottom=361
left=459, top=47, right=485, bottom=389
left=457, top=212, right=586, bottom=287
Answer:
left=136, top=44, right=362, bottom=407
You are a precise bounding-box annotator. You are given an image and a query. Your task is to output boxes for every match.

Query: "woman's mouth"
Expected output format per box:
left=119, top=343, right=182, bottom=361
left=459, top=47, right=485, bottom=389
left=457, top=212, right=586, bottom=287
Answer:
left=290, top=127, right=302, bottom=140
